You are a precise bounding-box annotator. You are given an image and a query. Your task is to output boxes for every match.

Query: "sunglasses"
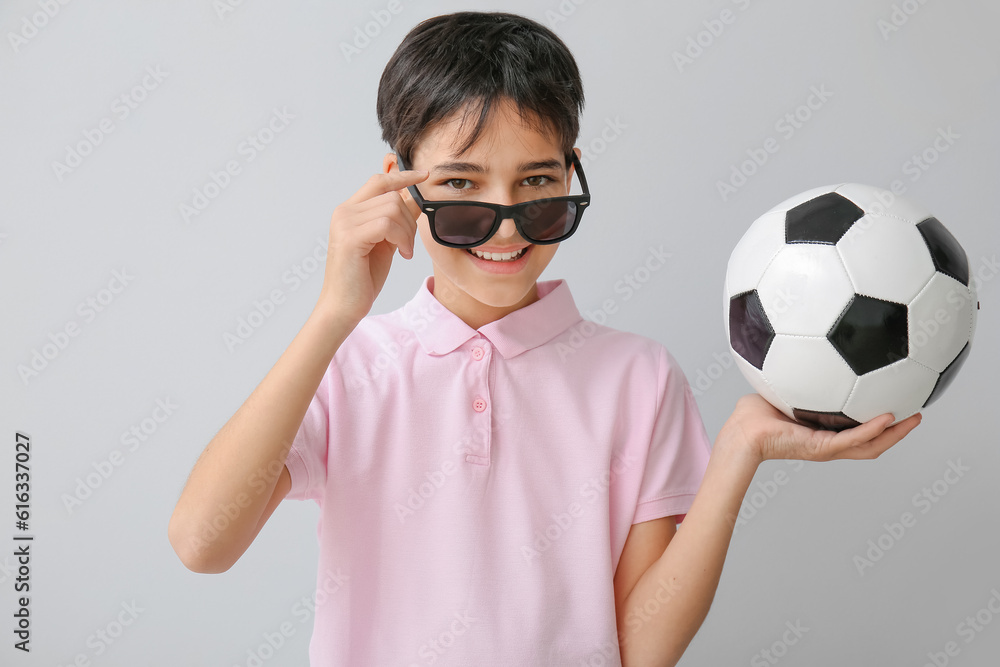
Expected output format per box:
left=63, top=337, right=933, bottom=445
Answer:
left=395, top=152, right=591, bottom=248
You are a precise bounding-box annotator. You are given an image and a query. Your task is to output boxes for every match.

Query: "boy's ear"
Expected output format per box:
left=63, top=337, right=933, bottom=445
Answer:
left=383, top=152, right=401, bottom=174
left=383, top=152, right=416, bottom=206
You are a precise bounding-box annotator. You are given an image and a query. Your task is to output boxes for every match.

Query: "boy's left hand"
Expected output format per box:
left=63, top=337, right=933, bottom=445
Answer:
left=720, top=394, right=923, bottom=468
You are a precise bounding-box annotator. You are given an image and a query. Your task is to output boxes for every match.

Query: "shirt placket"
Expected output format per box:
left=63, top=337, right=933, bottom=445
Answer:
left=465, top=336, right=492, bottom=466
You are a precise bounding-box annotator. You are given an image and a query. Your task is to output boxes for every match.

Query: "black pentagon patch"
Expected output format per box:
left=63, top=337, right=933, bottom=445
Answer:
left=828, top=295, right=908, bottom=375
left=729, top=290, right=774, bottom=371
left=785, top=192, right=865, bottom=245
left=916, top=217, right=970, bottom=286
left=923, top=341, right=971, bottom=407
left=792, top=409, right=861, bottom=432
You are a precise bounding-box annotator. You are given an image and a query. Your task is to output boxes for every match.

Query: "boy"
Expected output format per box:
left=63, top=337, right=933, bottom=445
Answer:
left=168, top=11, right=920, bottom=666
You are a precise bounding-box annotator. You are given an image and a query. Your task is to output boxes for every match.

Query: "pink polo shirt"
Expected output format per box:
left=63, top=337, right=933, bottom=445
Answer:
left=284, top=276, right=712, bottom=666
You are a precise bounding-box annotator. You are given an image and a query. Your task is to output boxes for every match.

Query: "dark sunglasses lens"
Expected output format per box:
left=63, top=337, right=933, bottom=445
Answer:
left=433, top=205, right=497, bottom=245
left=519, top=200, right=578, bottom=241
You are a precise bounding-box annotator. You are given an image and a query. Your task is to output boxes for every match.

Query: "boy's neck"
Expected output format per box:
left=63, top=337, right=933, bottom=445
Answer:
left=429, top=273, right=540, bottom=330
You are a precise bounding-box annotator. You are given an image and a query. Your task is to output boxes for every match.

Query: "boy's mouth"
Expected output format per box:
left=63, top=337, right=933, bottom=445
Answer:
left=466, top=247, right=528, bottom=262
left=464, top=245, right=532, bottom=273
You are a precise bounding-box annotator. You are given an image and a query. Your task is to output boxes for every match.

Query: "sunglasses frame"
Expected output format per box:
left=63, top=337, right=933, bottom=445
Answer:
left=395, top=152, right=591, bottom=248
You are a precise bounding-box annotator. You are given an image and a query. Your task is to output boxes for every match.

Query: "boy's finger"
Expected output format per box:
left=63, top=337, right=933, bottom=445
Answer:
left=835, top=413, right=921, bottom=460
left=832, top=413, right=895, bottom=450
left=398, top=186, right=423, bottom=222
left=347, top=169, right=428, bottom=205
left=388, top=164, right=426, bottom=221
left=380, top=216, right=417, bottom=259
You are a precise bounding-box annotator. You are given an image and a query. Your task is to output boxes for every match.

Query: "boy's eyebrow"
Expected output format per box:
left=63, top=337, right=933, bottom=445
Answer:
left=432, top=158, right=565, bottom=174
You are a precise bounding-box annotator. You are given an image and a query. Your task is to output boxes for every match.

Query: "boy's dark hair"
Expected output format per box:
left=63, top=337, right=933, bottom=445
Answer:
left=377, top=11, right=585, bottom=167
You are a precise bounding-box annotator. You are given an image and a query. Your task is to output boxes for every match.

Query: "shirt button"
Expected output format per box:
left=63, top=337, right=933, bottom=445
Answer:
left=472, top=397, right=487, bottom=412
left=471, top=347, right=485, bottom=361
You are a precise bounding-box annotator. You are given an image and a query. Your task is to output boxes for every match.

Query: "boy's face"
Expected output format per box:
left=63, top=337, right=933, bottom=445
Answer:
left=386, top=98, right=580, bottom=322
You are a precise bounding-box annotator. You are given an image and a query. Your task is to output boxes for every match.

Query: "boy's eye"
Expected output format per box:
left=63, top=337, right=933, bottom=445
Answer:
left=445, top=178, right=472, bottom=190
left=524, top=175, right=552, bottom=187
left=438, top=174, right=558, bottom=194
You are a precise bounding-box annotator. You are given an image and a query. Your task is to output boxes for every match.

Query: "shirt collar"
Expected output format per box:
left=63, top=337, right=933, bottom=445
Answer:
left=401, top=276, right=583, bottom=359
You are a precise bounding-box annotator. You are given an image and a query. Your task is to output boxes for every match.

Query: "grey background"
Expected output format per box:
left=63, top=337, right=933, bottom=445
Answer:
left=1, top=0, right=997, bottom=665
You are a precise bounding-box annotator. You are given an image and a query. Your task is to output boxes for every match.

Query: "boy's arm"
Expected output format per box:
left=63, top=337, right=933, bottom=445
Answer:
left=167, top=306, right=353, bottom=573
left=167, top=167, right=427, bottom=574
left=616, top=394, right=921, bottom=666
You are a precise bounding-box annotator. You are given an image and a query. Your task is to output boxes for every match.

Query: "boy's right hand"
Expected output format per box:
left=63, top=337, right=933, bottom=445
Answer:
left=315, top=167, right=428, bottom=326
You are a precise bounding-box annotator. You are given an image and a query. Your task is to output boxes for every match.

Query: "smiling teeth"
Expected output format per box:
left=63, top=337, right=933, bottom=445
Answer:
left=470, top=247, right=526, bottom=261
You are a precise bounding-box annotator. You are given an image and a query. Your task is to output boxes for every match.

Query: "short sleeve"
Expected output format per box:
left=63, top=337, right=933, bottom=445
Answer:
left=283, top=367, right=331, bottom=503
left=632, top=346, right=712, bottom=525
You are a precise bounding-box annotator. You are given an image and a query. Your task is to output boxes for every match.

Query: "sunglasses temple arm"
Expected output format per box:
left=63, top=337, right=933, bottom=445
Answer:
left=571, top=152, right=589, bottom=195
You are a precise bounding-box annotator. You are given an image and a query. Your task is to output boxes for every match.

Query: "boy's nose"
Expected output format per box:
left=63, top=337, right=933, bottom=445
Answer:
left=493, top=216, right=521, bottom=242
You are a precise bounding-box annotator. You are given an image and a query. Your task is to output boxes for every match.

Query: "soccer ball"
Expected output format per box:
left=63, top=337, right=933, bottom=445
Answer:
left=724, top=183, right=978, bottom=431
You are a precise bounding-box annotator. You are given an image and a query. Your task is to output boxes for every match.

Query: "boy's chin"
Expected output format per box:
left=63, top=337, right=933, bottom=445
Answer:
left=429, top=252, right=539, bottom=303
left=437, top=268, right=538, bottom=310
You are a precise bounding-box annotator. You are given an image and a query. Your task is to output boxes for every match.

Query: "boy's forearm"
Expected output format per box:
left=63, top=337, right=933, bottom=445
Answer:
left=617, top=426, right=759, bottom=666
left=168, top=305, right=355, bottom=572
